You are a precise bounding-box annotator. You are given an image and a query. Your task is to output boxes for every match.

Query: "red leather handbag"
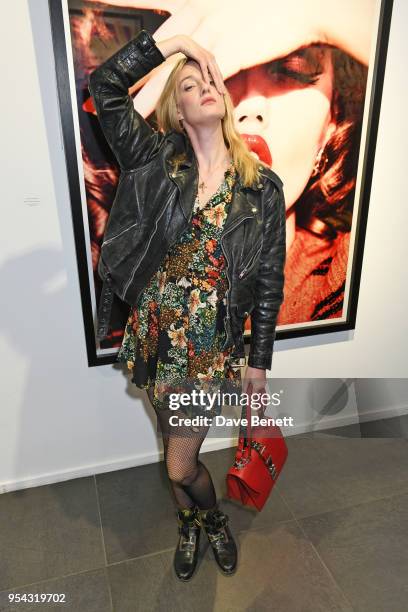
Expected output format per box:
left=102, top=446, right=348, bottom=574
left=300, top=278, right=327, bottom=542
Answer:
left=226, top=402, right=288, bottom=511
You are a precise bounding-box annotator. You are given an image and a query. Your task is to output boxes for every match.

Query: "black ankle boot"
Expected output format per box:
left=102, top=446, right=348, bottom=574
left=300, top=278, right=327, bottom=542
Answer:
left=174, top=507, right=201, bottom=581
left=200, top=506, right=238, bottom=575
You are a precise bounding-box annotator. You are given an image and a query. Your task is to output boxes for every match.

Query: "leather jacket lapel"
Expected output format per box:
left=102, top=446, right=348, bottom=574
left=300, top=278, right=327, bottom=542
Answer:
left=223, top=181, right=259, bottom=234
left=166, top=132, right=198, bottom=222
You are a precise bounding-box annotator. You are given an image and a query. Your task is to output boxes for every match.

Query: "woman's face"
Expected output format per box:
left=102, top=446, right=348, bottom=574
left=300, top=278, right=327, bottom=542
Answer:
left=227, top=46, right=335, bottom=208
left=175, top=60, right=226, bottom=130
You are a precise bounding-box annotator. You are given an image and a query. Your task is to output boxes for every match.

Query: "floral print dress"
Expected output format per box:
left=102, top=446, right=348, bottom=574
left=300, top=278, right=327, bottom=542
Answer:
left=117, top=162, right=241, bottom=417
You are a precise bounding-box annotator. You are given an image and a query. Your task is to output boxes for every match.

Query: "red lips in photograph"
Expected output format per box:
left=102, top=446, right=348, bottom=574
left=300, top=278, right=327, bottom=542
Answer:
left=241, top=133, right=272, bottom=166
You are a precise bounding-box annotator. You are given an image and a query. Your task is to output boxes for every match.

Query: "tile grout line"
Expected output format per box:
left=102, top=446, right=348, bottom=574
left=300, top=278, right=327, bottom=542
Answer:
left=83, top=493, right=298, bottom=569
left=93, top=474, right=114, bottom=612
left=277, top=485, right=408, bottom=523
left=105, top=544, right=178, bottom=567
left=0, top=567, right=106, bottom=598
left=103, top=516, right=300, bottom=568
left=85, top=506, right=299, bottom=568
left=277, top=491, right=356, bottom=611
left=0, top=511, right=297, bottom=597
left=293, top=516, right=356, bottom=611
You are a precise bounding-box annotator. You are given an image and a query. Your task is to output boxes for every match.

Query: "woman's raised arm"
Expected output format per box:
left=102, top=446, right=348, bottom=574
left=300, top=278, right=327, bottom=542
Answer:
left=88, top=29, right=172, bottom=171
left=88, top=29, right=225, bottom=171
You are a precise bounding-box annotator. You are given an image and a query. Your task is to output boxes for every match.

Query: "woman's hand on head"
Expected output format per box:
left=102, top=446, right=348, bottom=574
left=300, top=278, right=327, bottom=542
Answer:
left=156, top=34, right=227, bottom=95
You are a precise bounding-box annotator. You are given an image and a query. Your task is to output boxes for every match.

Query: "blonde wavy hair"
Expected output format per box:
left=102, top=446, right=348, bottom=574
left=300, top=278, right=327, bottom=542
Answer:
left=155, top=57, right=266, bottom=187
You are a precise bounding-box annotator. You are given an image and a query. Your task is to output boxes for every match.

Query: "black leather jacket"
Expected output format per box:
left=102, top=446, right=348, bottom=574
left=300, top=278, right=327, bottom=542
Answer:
left=88, top=29, right=286, bottom=370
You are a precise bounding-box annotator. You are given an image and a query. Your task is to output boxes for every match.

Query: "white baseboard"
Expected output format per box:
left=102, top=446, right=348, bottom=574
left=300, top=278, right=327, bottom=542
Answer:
left=0, top=437, right=239, bottom=494
left=1, top=405, right=407, bottom=494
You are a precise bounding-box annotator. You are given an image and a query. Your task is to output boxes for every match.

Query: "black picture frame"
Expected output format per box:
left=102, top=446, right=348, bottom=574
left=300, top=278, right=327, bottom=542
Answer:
left=49, top=0, right=394, bottom=367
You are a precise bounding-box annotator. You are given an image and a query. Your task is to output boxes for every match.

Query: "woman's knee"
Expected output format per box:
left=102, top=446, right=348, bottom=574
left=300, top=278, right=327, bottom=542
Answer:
left=166, top=461, right=198, bottom=486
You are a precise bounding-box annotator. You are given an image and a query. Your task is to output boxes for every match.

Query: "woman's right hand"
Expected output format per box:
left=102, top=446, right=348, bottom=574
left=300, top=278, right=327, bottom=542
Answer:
left=156, top=34, right=227, bottom=95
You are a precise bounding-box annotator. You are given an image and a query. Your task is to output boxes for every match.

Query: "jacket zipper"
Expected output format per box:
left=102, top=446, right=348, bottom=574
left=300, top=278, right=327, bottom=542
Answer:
left=238, top=244, right=262, bottom=279
left=220, top=215, right=254, bottom=348
left=123, top=172, right=196, bottom=302
left=102, top=222, right=139, bottom=247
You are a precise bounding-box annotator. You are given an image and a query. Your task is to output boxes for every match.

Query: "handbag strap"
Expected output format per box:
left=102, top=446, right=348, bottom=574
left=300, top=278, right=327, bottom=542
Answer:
left=245, top=399, right=252, bottom=458
left=238, top=388, right=257, bottom=459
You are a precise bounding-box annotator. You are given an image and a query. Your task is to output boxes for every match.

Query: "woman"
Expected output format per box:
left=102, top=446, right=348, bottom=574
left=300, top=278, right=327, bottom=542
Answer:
left=89, top=30, right=286, bottom=581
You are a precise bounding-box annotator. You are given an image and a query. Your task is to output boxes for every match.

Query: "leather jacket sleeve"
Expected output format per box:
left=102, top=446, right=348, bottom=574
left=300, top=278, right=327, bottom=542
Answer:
left=248, top=180, right=286, bottom=371
left=88, top=29, right=166, bottom=171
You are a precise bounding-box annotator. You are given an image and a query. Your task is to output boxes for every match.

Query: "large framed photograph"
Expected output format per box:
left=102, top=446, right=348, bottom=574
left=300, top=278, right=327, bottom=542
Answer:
left=49, top=0, right=394, bottom=367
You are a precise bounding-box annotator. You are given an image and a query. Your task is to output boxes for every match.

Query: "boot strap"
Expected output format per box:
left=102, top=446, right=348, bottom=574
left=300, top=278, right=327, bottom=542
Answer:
left=202, top=510, right=229, bottom=530
left=179, top=531, right=198, bottom=554
left=177, top=517, right=201, bottom=529
left=207, top=528, right=228, bottom=545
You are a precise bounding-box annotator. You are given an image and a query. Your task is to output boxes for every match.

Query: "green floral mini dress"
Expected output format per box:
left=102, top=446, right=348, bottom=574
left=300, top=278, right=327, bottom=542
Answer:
left=117, top=162, right=241, bottom=417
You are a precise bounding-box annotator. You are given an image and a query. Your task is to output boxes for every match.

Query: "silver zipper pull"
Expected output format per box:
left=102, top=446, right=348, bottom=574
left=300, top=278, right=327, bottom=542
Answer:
left=239, top=245, right=262, bottom=279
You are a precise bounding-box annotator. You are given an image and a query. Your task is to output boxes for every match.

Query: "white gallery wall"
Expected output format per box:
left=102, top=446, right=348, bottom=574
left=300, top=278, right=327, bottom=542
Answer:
left=0, top=0, right=407, bottom=493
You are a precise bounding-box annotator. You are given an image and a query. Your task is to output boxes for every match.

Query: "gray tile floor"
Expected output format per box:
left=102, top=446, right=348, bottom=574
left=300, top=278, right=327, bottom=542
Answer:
left=0, top=415, right=407, bottom=612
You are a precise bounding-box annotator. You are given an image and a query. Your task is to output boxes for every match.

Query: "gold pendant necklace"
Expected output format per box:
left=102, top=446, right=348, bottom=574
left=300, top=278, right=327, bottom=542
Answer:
left=198, top=157, right=232, bottom=193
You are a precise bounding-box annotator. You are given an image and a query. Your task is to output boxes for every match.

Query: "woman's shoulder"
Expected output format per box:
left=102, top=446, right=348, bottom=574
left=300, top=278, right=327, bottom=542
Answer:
left=164, top=129, right=192, bottom=164
left=258, top=166, right=284, bottom=191
left=165, top=128, right=184, bottom=145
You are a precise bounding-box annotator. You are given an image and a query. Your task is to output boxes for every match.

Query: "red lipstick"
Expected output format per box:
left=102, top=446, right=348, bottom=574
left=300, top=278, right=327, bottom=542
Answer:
left=241, top=134, right=272, bottom=166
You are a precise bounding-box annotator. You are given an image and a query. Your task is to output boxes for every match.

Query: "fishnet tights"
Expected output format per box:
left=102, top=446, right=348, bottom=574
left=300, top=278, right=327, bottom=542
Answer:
left=146, top=386, right=217, bottom=510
